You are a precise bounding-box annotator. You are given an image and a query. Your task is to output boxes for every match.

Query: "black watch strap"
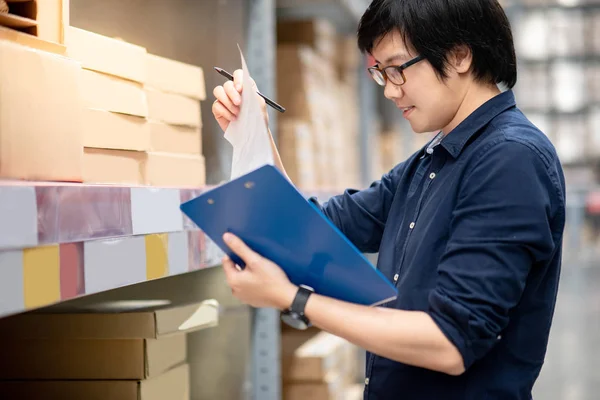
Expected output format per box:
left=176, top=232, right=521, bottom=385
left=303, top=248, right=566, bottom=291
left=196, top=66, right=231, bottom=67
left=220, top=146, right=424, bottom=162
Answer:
left=290, top=285, right=313, bottom=314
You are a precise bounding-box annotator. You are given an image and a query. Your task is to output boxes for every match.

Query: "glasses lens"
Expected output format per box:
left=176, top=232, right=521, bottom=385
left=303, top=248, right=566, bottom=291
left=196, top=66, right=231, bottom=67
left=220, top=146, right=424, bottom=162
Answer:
left=386, top=67, right=405, bottom=85
left=368, top=68, right=386, bottom=86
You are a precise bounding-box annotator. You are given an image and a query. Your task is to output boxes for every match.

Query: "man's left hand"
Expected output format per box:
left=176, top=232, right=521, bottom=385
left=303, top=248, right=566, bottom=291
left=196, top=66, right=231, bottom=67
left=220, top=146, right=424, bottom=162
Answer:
left=222, top=233, right=298, bottom=309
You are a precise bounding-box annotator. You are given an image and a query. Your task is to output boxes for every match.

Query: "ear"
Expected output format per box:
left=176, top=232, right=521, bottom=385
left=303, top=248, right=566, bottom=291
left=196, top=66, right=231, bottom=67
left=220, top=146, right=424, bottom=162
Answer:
left=450, top=45, right=473, bottom=74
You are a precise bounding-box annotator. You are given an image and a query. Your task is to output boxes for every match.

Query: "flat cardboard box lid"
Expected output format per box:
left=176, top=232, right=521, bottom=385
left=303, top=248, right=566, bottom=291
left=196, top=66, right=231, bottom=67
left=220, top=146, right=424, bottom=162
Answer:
left=0, top=300, right=219, bottom=339
left=0, top=363, right=190, bottom=400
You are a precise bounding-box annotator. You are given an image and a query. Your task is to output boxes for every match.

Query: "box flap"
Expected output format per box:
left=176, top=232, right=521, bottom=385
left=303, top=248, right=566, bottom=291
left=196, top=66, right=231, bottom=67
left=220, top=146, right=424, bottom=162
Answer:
left=144, top=152, right=206, bottom=188
left=145, top=334, right=187, bottom=378
left=146, top=88, right=201, bottom=127
left=146, top=53, right=205, bottom=100
left=83, top=148, right=146, bottom=185
left=0, top=25, right=65, bottom=55
left=0, top=380, right=139, bottom=400
left=80, top=69, right=148, bottom=117
left=0, top=338, right=145, bottom=379
left=83, top=108, right=150, bottom=151
left=149, top=121, right=201, bottom=154
left=66, top=26, right=147, bottom=83
left=141, top=363, right=190, bottom=400
left=154, top=299, right=219, bottom=337
left=0, top=300, right=218, bottom=339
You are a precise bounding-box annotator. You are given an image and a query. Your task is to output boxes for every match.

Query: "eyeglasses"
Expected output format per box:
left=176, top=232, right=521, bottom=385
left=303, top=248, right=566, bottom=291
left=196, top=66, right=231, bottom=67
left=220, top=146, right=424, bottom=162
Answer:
left=368, top=55, right=425, bottom=86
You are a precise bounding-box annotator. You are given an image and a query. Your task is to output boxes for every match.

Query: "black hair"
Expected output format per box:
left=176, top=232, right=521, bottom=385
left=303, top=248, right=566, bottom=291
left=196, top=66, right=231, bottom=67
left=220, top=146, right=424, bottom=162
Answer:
left=357, top=0, right=517, bottom=88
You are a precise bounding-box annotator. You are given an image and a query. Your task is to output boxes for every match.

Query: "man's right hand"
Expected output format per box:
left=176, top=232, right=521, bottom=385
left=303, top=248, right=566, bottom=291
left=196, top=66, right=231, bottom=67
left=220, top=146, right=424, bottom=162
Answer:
left=212, top=69, right=269, bottom=132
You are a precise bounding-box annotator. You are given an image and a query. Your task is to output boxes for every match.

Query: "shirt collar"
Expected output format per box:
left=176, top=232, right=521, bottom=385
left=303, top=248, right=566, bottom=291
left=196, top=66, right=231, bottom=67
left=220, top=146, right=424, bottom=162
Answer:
left=440, top=90, right=516, bottom=159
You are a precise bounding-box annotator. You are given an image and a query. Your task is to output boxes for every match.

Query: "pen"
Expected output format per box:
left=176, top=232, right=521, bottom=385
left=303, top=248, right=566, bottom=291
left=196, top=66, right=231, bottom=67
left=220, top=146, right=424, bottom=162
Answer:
left=213, top=67, right=286, bottom=113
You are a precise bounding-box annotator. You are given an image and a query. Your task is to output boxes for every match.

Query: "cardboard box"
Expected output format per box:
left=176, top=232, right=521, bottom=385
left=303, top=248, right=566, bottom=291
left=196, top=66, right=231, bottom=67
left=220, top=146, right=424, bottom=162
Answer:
left=35, top=0, right=69, bottom=44
left=0, top=362, right=190, bottom=400
left=1, top=0, right=69, bottom=44
left=283, top=370, right=347, bottom=400
left=0, top=25, right=65, bottom=55
left=149, top=121, right=202, bottom=155
left=146, top=88, right=201, bottom=127
left=0, top=300, right=219, bottom=339
left=0, top=39, right=83, bottom=182
left=83, top=148, right=146, bottom=185
left=83, top=108, right=150, bottom=151
left=66, top=26, right=147, bottom=83
left=282, top=330, right=348, bottom=382
left=146, top=53, right=206, bottom=100
left=80, top=69, right=148, bottom=117
left=0, top=333, right=186, bottom=379
left=277, top=19, right=337, bottom=61
left=145, top=152, right=206, bottom=188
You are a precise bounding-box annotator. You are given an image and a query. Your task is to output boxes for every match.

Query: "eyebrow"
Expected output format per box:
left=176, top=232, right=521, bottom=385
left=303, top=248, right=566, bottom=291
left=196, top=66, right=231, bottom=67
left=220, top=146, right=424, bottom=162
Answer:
left=376, top=54, right=411, bottom=66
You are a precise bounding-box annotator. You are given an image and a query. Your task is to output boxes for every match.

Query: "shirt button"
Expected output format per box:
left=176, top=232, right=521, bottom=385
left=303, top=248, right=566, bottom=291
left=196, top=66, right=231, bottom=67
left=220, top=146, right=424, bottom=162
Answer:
left=409, top=222, right=415, bottom=229
left=365, top=377, right=370, bottom=385
left=393, top=274, right=399, bottom=282
left=429, top=172, right=436, bottom=179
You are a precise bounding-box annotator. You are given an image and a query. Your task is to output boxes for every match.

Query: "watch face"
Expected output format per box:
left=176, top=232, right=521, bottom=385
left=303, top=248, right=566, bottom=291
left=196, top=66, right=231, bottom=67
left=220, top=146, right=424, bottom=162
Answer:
left=281, top=311, right=309, bottom=330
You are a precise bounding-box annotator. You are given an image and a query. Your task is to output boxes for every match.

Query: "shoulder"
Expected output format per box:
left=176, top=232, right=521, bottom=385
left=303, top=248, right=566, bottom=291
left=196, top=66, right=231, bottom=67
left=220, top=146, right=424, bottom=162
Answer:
left=484, top=108, right=560, bottom=170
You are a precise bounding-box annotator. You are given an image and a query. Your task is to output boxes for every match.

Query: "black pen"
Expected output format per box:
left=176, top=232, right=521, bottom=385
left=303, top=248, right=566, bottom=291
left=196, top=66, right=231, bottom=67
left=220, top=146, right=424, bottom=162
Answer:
left=213, top=67, right=286, bottom=113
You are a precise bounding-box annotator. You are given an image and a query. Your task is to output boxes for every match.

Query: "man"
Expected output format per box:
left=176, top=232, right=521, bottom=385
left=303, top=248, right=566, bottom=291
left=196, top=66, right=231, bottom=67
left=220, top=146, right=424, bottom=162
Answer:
left=212, top=0, right=565, bottom=399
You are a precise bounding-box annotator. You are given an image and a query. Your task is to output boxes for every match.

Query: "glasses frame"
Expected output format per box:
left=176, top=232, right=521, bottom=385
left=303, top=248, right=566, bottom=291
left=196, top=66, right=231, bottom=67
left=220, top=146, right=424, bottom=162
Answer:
left=368, top=55, right=425, bottom=86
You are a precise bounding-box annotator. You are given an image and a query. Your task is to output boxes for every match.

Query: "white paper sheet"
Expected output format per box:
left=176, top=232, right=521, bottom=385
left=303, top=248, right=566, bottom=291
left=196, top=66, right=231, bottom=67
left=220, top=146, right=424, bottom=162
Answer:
left=224, top=46, right=274, bottom=179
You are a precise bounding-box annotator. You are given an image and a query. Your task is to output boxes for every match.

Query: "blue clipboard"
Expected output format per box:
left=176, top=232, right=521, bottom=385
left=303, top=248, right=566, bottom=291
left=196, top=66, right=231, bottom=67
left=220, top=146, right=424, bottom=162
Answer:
left=180, top=165, right=397, bottom=306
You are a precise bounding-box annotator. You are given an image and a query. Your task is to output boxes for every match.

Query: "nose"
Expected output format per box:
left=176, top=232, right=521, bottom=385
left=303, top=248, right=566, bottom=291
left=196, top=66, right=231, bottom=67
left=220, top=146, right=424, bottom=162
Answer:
left=384, top=80, right=403, bottom=101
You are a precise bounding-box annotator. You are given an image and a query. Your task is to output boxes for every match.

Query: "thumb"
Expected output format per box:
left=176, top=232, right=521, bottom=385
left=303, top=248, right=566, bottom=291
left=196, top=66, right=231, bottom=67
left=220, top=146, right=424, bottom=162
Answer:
left=223, top=233, right=261, bottom=267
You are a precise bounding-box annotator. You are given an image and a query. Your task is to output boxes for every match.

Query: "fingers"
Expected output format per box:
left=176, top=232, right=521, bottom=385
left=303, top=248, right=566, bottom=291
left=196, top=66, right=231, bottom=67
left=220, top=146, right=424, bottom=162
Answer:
left=222, top=256, right=238, bottom=284
left=212, top=100, right=237, bottom=124
left=233, top=69, right=243, bottom=91
left=223, top=233, right=261, bottom=267
left=213, top=85, right=240, bottom=117
left=224, top=80, right=242, bottom=106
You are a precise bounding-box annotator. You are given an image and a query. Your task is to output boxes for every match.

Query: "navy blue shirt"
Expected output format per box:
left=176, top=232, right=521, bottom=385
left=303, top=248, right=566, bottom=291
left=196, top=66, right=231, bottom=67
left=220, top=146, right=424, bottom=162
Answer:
left=315, top=91, right=566, bottom=399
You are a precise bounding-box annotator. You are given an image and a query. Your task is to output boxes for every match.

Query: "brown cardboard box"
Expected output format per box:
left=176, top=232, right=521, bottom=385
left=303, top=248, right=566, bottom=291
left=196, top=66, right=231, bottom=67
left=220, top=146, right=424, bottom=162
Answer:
left=146, top=88, right=201, bottom=127
left=35, top=0, right=69, bottom=44
left=65, top=26, right=147, bottom=83
left=0, top=333, right=186, bottom=379
left=0, top=0, right=68, bottom=44
left=278, top=119, right=317, bottom=189
left=283, top=370, right=347, bottom=400
left=149, top=121, right=202, bottom=155
left=0, top=39, right=82, bottom=182
left=83, top=148, right=146, bottom=185
left=0, top=362, right=190, bottom=400
left=282, top=330, right=348, bottom=382
left=0, top=25, right=65, bottom=55
left=145, top=152, right=206, bottom=188
left=146, top=53, right=206, bottom=100
left=277, top=19, right=337, bottom=61
left=83, top=108, right=150, bottom=151
left=0, top=300, right=219, bottom=339
left=80, top=69, right=148, bottom=117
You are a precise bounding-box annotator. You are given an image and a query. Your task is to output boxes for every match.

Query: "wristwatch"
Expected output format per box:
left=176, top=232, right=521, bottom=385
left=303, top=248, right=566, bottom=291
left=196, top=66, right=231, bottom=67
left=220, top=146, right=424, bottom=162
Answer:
left=281, top=285, right=314, bottom=330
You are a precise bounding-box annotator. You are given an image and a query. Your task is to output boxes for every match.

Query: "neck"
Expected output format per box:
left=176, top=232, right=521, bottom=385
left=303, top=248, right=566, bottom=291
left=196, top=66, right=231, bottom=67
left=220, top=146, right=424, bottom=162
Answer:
left=442, top=83, right=501, bottom=135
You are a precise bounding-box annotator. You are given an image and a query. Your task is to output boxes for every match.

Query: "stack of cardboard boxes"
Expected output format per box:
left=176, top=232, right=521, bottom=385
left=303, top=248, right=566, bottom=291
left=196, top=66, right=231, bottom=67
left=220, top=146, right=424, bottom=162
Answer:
left=0, top=300, right=219, bottom=400
left=277, top=19, right=361, bottom=190
left=66, top=26, right=206, bottom=187
left=0, top=0, right=207, bottom=188
left=282, top=328, right=363, bottom=400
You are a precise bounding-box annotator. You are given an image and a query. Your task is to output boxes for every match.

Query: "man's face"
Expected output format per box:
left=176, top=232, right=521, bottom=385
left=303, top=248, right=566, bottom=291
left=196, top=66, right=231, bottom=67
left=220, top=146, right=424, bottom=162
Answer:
left=370, top=30, right=466, bottom=134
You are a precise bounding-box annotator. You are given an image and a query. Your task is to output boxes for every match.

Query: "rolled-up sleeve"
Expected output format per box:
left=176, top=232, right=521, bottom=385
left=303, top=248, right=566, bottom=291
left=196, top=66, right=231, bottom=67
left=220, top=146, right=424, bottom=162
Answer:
left=428, top=141, right=561, bottom=370
left=310, top=162, right=406, bottom=253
